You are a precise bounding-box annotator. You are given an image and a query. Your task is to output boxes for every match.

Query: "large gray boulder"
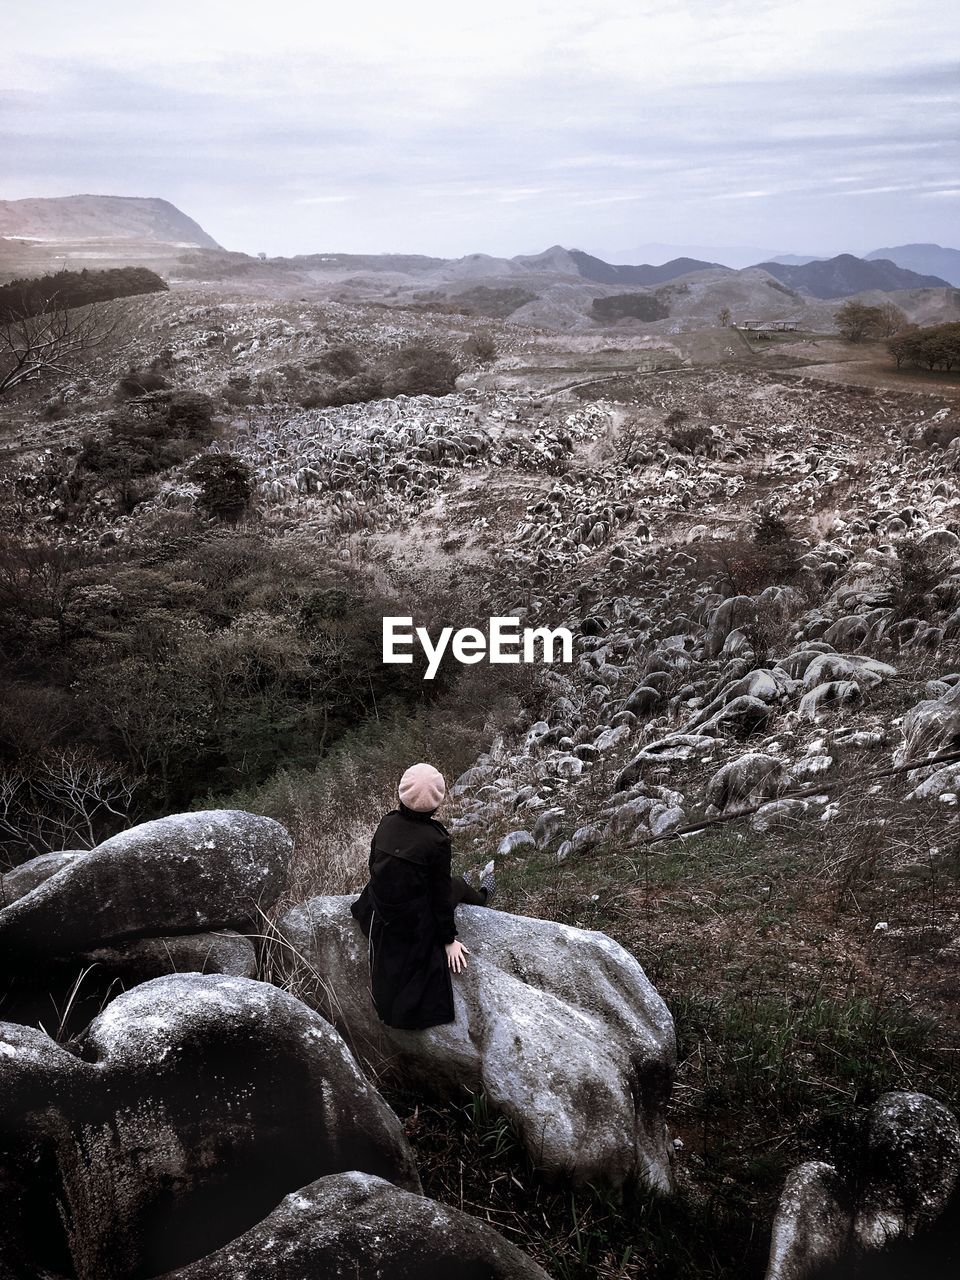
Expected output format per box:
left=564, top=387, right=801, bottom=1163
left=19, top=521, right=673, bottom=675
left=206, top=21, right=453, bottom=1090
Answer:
left=854, top=1091, right=960, bottom=1248
left=0, top=850, right=88, bottom=905
left=705, top=753, right=786, bottom=817
left=895, top=683, right=960, bottom=766
left=79, top=929, right=258, bottom=982
left=765, top=1161, right=851, bottom=1280
left=157, top=1171, right=550, bottom=1280
left=0, top=974, right=419, bottom=1279
left=704, top=595, right=757, bottom=658
left=695, top=694, right=773, bottom=739
left=797, top=680, right=861, bottom=721
left=906, top=761, right=960, bottom=801
left=0, top=810, right=292, bottom=960
left=765, top=1092, right=960, bottom=1279
left=688, top=668, right=794, bottom=732
left=281, top=896, right=676, bottom=1192
left=801, top=653, right=895, bottom=691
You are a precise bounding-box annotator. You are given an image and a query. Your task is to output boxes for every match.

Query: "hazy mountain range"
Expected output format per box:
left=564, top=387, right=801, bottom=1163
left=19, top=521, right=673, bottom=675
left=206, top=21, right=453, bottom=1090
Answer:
left=752, top=253, right=950, bottom=299
left=0, top=197, right=957, bottom=325
left=864, top=243, right=960, bottom=287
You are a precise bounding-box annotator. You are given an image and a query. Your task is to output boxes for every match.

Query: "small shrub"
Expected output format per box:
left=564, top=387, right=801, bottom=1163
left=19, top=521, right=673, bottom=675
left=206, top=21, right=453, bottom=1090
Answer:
left=187, top=454, right=254, bottom=522
left=165, top=390, right=216, bottom=440
left=318, top=344, right=364, bottom=378
left=464, top=331, right=498, bottom=364
left=115, top=367, right=170, bottom=400
left=890, top=538, right=942, bottom=620
left=383, top=343, right=461, bottom=397
left=321, top=371, right=386, bottom=408
left=149, top=349, right=175, bottom=373
left=222, top=371, right=257, bottom=407
left=669, top=423, right=713, bottom=453
left=753, top=509, right=797, bottom=546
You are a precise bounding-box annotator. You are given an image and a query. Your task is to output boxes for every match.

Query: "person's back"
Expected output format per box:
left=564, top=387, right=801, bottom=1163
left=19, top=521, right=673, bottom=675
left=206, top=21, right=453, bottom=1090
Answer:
left=350, top=762, right=494, bottom=1031
left=364, top=807, right=452, bottom=927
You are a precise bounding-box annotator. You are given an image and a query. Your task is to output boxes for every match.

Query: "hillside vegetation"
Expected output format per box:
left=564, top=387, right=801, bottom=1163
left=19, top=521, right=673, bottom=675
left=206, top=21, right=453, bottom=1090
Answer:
left=0, top=267, right=168, bottom=321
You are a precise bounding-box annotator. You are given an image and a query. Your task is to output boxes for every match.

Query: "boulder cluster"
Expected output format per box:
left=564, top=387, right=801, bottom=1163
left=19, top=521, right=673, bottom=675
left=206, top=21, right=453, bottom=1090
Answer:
left=1, top=807, right=675, bottom=1278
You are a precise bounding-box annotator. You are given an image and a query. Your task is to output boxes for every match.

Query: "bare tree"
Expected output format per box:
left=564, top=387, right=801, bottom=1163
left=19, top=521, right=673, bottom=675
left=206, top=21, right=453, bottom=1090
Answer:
left=0, top=746, right=140, bottom=864
left=0, top=296, right=125, bottom=398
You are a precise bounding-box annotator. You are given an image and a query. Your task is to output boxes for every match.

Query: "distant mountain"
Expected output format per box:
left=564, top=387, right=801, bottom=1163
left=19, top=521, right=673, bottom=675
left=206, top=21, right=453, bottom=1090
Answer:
left=769, top=254, right=828, bottom=266
left=567, top=249, right=726, bottom=285
left=865, top=243, right=960, bottom=288
left=0, top=195, right=220, bottom=249
left=510, top=245, right=724, bottom=285
left=610, top=242, right=778, bottom=269
left=511, top=244, right=581, bottom=274
left=754, top=253, right=949, bottom=299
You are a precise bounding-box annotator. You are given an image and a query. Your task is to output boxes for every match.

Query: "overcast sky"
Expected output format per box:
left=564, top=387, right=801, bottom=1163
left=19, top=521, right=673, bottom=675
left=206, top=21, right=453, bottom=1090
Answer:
left=2, top=0, right=958, bottom=261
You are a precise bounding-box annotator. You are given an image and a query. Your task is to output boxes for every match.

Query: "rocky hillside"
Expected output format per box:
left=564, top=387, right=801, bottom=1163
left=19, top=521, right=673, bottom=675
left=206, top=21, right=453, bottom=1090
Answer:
left=2, top=283, right=959, bottom=1277
left=210, top=246, right=960, bottom=333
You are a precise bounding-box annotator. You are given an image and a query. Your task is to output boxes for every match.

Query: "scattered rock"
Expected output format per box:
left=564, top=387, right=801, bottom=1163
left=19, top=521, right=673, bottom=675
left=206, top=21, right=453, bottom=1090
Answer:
left=764, top=1092, right=960, bottom=1279
left=497, top=831, right=536, bottom=856
left=531, top=807, right=566, bottom=846
left=705, top=753, right=786, bottom=816
left=765, top=1161, right=849, bottom=1280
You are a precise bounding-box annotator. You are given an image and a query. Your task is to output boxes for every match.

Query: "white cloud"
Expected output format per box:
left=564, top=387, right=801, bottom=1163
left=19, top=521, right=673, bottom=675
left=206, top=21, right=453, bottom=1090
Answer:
left=1, top=0, right=957, bottom=256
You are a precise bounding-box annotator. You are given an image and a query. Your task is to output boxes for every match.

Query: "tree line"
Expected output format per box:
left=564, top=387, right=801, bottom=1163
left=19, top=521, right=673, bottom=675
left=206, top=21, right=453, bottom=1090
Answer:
left=833, top=301, right=960, bottom=376
left=888, top=321, right=960, bottom=373
left=0, top=267, right=168, bottom=322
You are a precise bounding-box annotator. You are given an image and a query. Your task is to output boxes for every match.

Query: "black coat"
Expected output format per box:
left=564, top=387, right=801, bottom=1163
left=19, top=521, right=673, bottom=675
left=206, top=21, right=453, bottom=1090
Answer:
left=350, top=804, right=456, bottom=1031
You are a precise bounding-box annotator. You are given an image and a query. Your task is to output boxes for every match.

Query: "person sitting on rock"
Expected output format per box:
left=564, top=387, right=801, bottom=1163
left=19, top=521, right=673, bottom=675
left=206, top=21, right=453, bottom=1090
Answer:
left=350, top=762, right=495, bottom=1031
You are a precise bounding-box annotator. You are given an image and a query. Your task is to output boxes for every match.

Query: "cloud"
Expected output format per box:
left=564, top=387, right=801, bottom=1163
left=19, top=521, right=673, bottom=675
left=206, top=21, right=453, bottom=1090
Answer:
left=295, top=196, right=357, bottom=206
left=1, top=1, right=957, bottom=256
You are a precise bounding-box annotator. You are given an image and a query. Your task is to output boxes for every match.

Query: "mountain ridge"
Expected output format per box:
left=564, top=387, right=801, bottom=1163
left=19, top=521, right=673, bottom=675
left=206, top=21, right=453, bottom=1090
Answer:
left=865, top=242, right=960, bottom=288
left=0, top=195, right=220, bottom=249
left=754, top=252, right=950, bottom=299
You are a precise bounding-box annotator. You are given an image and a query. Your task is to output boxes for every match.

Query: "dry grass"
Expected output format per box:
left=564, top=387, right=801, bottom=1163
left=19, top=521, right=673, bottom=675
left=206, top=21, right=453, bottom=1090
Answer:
left=222, top=660, right=542, bottom=914
left=484, top=790, right=960, bottom=1276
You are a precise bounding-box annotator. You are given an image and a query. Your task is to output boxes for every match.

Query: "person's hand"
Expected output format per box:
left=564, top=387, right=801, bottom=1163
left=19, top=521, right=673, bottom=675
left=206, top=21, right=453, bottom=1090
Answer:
left=445, top=939, right=471, bottom=973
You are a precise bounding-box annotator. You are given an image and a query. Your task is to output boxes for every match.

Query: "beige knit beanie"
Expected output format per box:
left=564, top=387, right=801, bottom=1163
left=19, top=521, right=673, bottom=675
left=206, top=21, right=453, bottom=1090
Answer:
left=398, top=762, right=446, bottom=813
